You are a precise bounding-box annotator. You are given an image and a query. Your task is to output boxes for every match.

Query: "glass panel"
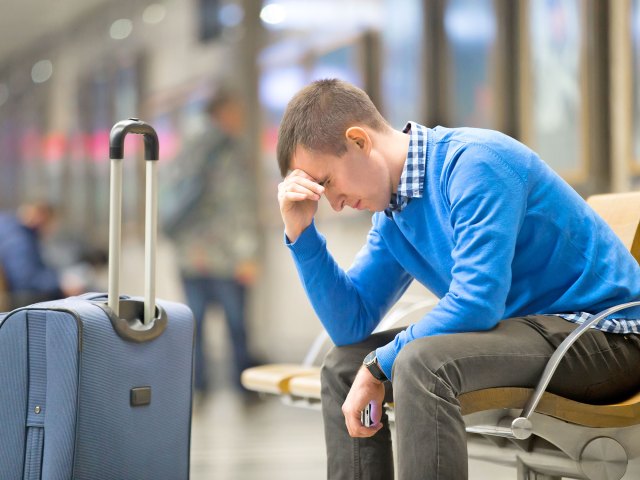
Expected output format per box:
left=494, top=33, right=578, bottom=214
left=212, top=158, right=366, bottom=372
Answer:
left=0, top=101, right=19, bottom=207
left=311, top=45, right=364, bottom=87
left=444, top=0, right=497, bottom=128
left=528, top=0, right=582, bottom=175
left=89, top=73, right=112, bottom=239
left=113, top=61, right=141, bottom=227
left=632, top=0, right=640, bottom=165
left=18, top=88, right=47, bottom=200
left=381, top=0, right=425, bottom=127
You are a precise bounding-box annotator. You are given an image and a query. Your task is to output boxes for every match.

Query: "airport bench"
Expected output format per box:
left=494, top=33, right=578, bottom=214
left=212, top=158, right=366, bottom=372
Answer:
left=242, top=192, right=640, bottom=480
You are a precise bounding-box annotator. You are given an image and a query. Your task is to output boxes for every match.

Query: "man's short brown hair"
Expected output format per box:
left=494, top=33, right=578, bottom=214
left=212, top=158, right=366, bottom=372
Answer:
left=277, top=79, right=389, bottom=177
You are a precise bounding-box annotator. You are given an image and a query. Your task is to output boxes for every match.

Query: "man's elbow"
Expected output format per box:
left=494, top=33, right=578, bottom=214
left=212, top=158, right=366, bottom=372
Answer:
left=453, top=299, right=504, bottom=332
left=328, top=327, right=372, bottom=347
left=473, top=304, right=504, bottom=331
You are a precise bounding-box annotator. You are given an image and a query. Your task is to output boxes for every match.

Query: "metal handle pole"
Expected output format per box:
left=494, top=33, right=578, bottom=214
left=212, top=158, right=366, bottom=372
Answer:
left=108, top=118, right=159, bottom=323
left=144, top=160, right=158, bottom=325
left=108, top=158, right=123, bottom=316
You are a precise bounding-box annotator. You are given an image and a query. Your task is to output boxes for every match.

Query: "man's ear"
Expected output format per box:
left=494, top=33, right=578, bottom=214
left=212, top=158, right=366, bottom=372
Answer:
left=345, top=126, right=371, bottom=154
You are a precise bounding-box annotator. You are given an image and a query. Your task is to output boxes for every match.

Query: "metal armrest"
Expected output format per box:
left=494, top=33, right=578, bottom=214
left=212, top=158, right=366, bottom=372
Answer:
left=468, top=301, right=640, bottom=440
left=372, top=298, right=437, bottom=333
left=241, top=297, right=438, bottom=405
left=301, top=297, right=437, bottom=367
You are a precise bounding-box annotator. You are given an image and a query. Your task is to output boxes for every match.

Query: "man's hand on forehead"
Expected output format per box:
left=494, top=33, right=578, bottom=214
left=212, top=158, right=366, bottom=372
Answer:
left=278, top=169, right=325, bottom=202
left=277, top=169, right=325, bottom=242
left=289, top=169, right=320, bottom=183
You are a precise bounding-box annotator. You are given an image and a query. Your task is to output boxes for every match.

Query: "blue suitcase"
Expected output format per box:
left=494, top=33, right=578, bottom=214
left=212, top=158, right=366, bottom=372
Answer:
left=0, top=120, right=195, bottom=479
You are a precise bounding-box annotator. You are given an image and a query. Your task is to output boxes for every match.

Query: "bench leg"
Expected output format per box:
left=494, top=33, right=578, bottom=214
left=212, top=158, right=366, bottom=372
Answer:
left=517, top=459, right=562, bottom=480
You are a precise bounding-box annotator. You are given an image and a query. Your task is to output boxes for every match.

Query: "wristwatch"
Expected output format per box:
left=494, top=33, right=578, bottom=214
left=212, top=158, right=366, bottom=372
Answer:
left=363, top=350, right=388, bottom=382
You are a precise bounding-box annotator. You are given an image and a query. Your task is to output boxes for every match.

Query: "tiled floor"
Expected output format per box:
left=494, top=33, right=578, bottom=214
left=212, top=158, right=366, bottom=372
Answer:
left=188, top=311, right=518, bottom=480
left=191, top=392, right=326, bottom=480
left=189, top=388, right=520, bottom=480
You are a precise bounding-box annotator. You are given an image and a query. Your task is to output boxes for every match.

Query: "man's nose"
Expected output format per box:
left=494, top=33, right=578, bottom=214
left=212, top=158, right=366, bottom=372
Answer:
left=326, top=191, right=344, bottom=212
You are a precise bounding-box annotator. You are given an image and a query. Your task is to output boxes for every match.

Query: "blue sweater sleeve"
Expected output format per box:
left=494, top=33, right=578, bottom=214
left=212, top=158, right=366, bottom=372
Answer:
left=377, top=145, right=528, bottom=378
left=287, top=220, right=413, bottom=346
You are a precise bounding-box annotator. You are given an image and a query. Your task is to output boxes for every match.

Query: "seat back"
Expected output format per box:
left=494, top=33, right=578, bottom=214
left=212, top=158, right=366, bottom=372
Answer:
left=587, top=192, right=640, bottom=262
left=460, top=192, right=640, bottom=430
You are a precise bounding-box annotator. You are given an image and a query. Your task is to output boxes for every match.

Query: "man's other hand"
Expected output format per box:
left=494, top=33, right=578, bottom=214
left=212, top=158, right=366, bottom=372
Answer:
left=342, top=366, right=385, bottom=438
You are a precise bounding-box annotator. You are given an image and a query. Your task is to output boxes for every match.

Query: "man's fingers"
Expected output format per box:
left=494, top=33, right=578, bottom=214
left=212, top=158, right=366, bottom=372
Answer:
left=344, top=412, right=383, bottom=438
left=278, top=187, right=319, bottom=204
left=288, top=169, right=317, bottom=182
left=278, top=179, right=323, bottom=204
left=281, top=172, right=325, bottom=196
left=280, top=183, right=321, bottom=200
left=280, top=191, right=310, bottom=203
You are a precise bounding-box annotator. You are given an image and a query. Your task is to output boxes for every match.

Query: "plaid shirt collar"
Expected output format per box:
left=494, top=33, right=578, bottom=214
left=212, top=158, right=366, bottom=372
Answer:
left=385, top=121, right=427, bottom=218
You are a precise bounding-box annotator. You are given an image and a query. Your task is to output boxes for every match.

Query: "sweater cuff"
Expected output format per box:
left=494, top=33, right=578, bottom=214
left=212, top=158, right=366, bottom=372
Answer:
left=375, top=343, right=397, bottom=381
left=284, top=221, right=326, bottom=262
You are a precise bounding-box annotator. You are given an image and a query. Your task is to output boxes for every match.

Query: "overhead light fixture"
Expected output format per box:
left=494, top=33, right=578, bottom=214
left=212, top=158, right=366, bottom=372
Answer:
left=110, top=19, right=133, bottom=39
left=31, top=60, right=53, bottom=84
left=143, top=4, right=167, bottom=24
left=260, top=3, right=286, bottom=25
left=258, top=1, right=383, bottom=31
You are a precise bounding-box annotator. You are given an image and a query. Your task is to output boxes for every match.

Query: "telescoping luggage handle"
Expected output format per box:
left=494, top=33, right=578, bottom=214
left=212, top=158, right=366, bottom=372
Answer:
left=108, top=118, right=159, bottom=327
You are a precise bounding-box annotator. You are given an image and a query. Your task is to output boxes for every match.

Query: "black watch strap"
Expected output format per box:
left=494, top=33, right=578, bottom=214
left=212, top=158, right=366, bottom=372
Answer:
left=363, top=350, right=387, bottom=382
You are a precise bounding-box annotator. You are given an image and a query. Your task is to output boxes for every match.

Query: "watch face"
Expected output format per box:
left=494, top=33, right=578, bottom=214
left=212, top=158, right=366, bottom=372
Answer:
left=364, top=351, right=376, bottom=365
left=364, top=351, right=386, bottom=382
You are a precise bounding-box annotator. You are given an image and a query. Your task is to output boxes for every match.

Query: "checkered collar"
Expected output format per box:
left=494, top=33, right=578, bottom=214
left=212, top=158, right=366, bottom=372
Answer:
left=384, top=121, right=426, bottom=217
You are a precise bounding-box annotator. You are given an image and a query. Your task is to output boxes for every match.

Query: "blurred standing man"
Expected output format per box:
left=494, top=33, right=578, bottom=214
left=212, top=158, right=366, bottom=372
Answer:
left=276, top=79, right=640, bottom=479
left=0, top=201, right=82, bottom=309
left=163, top=89, right=259, bottom=398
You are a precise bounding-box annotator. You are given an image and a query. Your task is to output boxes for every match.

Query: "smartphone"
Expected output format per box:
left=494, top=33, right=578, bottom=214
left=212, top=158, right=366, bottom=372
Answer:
left=360, top=401, right=379, bottom=427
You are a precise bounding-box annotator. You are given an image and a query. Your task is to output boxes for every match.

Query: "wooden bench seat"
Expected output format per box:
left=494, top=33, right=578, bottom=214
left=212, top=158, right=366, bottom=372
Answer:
left=240, top=364, right=320, bottom=395
left=243, top=365, right=640, bottom=429
left=288, top=369, right=322, bottom=399
left=459, top=388, right=640, bottom=428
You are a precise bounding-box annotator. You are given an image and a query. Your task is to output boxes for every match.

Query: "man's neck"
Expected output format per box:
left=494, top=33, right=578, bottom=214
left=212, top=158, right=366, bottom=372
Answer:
left=385, top=128, right=411, bottom=194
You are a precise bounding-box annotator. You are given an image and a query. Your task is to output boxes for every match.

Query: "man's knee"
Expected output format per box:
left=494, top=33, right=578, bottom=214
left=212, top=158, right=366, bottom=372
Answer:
left=320, top=346, right=364, bottom=404
left=393, top=337, right=462, bottom=396
left=321, top=344, right=364, bottom=393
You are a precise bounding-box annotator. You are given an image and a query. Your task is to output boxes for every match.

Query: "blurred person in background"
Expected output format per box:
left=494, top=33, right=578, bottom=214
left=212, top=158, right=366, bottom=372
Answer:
left=162, top=88, right=260, bottom=400
left=0, top=201, right=85, bottom=310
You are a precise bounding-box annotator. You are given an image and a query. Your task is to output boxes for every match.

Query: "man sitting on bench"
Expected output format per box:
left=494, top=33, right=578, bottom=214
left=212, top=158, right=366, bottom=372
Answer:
left=275, top=78, right=640, bottom=480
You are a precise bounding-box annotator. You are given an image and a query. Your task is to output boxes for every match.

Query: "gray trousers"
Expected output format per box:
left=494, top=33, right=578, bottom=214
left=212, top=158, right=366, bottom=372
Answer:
left=320, top=315, right=640, bottom=480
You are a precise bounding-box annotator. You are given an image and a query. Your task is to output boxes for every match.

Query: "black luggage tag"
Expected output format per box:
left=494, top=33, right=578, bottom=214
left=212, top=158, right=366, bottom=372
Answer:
left=130, top=386, right=152, bottom=407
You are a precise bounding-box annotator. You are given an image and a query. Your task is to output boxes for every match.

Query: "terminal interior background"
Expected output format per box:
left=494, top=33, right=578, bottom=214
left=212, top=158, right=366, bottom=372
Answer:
left=1, top=0, right=640, bottom=478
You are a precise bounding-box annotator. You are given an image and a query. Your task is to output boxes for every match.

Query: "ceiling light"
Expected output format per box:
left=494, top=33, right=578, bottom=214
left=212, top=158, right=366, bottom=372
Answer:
left=143, top=4, right=167, bottom=24
left=260, top=4, right=286, bottom=25
left=110, top=19, right=133, bottom=39
left=31, top=60, right=53, bottom=84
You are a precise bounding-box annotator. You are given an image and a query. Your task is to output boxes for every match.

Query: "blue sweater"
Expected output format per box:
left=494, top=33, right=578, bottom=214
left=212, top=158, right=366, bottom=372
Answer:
left=287, top=127, right=640, bottom=379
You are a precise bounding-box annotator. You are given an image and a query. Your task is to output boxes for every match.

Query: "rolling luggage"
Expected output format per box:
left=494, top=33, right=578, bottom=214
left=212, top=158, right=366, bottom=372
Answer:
left=0, top=119, right=195, bottom=479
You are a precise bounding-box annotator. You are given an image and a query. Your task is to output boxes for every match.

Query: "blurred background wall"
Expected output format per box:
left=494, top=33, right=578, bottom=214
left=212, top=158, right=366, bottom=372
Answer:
left=1, top=0, right=640, bottom=363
